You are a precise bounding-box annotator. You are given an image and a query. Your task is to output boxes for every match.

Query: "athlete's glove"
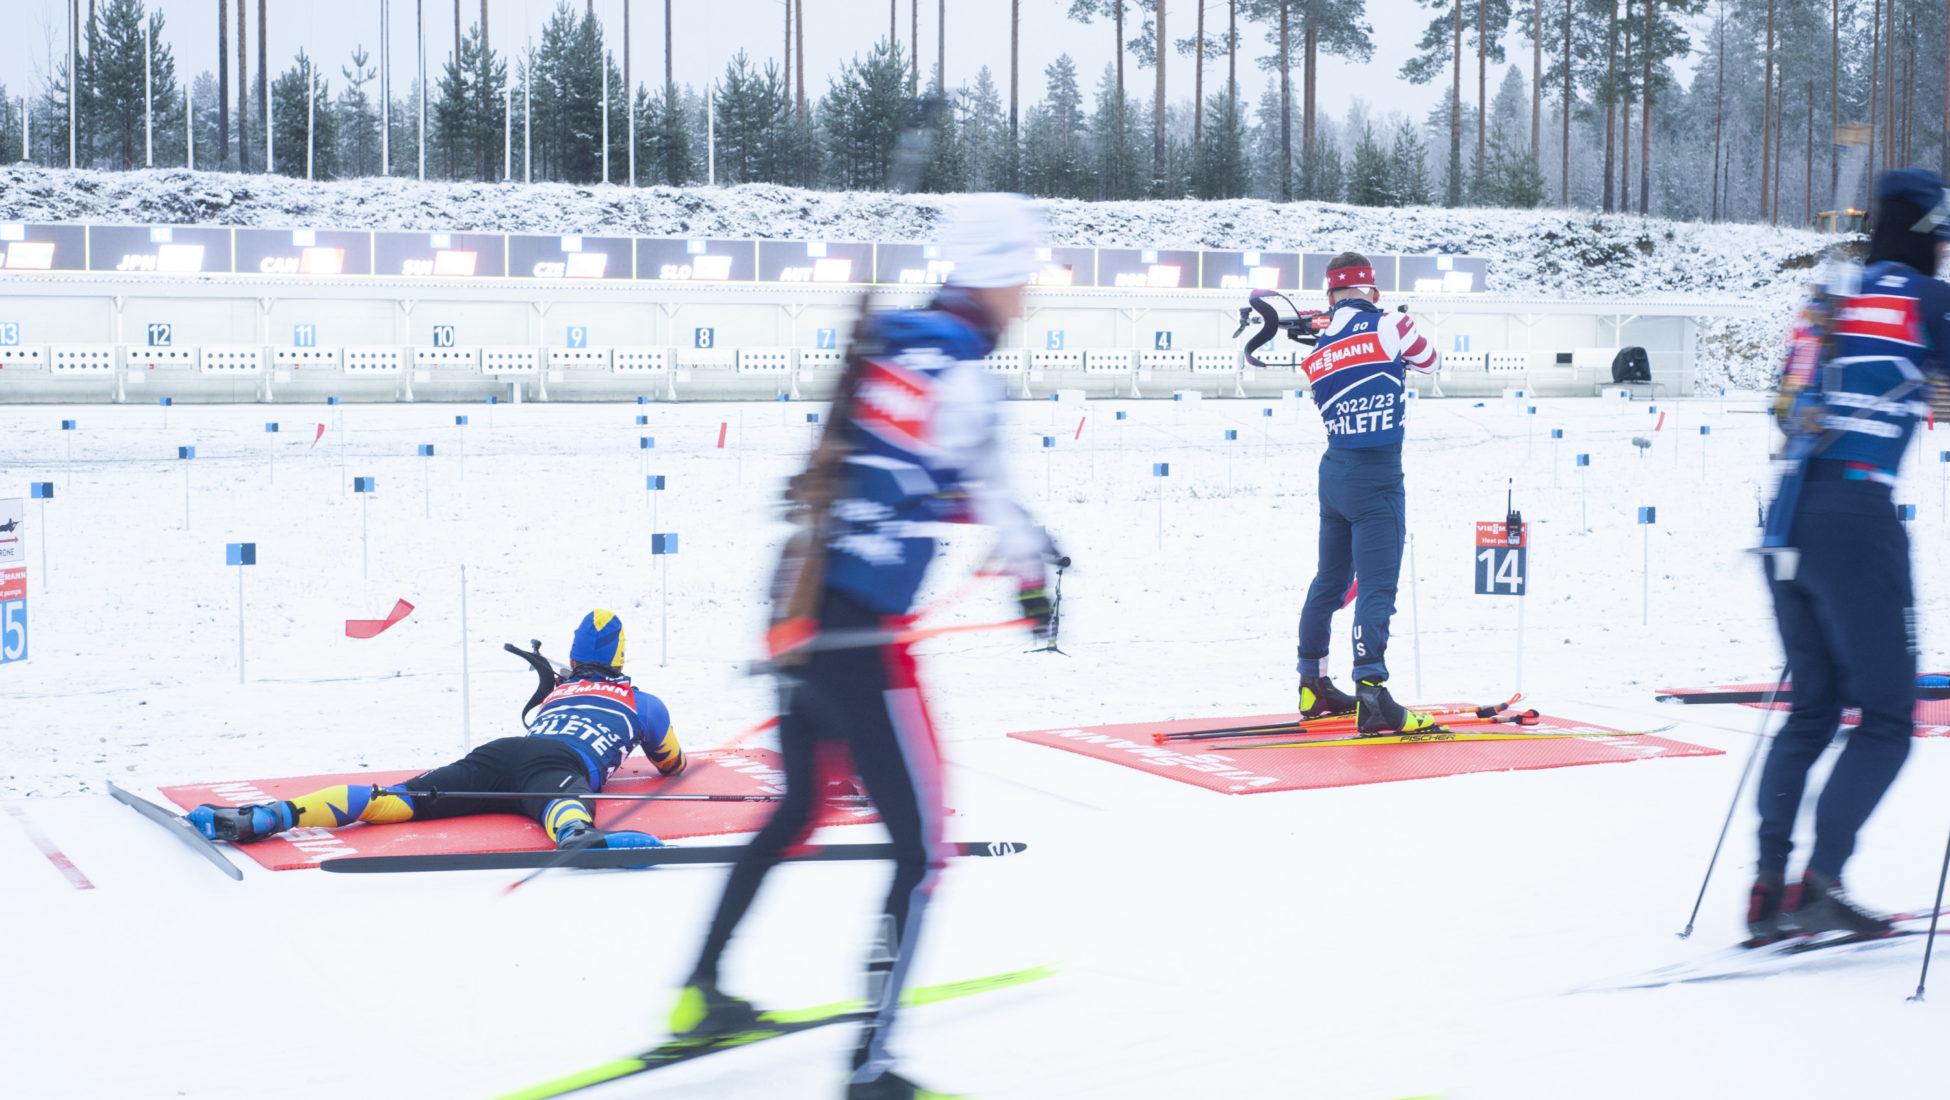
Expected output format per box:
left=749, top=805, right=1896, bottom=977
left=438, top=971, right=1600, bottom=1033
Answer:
left=1018, top=578, right=1054, bottom=642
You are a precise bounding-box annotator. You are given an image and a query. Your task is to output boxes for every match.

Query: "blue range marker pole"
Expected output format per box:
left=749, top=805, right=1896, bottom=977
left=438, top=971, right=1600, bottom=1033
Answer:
left=652, top=533, right=679, bottom=667
left=1577, top=454, right=1591, bottom=529
left=1526, top=405, right=1537, bottom=458
left=159, top=395, right=172, bottom=430
left=1550, top=428, right=1564, bottom=486
left=1153, top=462, right=1170, bottom=549
left=265, top=421, right=280, bottom=484
left=1225, top=429, right=1239, bottom=496
left=30, top=482, right=53, bottom=593
left=1638, top=506, right=1657, bottom=625
left=419, top=444, right=436, bottom=518
left=1700, top=424, right=1712, bottom=476
left=227, top=543, right=256, bottom=683
left=177, top=446, right=196, bottom=530
left=646, top=474, right=665, bottom=530
left=640, top=434, right=655, bottom=481
left=1939, top=451, right=1948, bottom=517
left=1042, top=436, right=1056, bottom=500
left=354, top=477, right=376, bottom=579
left=60, top=418, right=76, bottom=472
left=455, top=414, right=470, bottom=480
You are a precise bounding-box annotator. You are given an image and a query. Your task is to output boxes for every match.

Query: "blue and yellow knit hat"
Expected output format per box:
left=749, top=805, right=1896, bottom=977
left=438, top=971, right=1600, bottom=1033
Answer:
left=570, top=610, right=626, bottom=668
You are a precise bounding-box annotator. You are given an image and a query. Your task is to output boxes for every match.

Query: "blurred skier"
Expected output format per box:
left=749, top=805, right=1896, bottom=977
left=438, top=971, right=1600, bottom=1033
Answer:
left=667, top=194, right=1056, bottom=1100
left=1747, top=169, right=1950, bottom=942
left=1293, top=251, right=1440, bottom=733
left=186, top=610, right=682, bottom=851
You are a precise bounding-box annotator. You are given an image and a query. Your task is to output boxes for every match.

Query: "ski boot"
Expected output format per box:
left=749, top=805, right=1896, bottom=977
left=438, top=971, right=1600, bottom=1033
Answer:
left=1745, top=869, right=1786, bottom=945
left=1355, top=680, right=1437, bottom=736
left=1779, top=871, right=1893, bottom=937
left=845, top=1069, right=965, bottom=1099
left=186, top=802, right=294, bottom=843
left=668, top=980, right=764, bottom=1039
left=553, top=821, right=663, bottom=851
left=1299, top=675, right=1357, bottom=719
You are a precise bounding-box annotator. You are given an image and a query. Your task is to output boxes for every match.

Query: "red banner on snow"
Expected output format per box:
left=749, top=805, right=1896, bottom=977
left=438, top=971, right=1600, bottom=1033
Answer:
left=345, top=599, right=414, bottom=639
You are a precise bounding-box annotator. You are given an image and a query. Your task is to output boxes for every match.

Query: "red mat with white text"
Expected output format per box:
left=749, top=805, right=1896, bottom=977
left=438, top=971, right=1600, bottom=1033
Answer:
left=1008, top=710, right=1720, bottom=794
left=158, top=749, right=879, bottom=871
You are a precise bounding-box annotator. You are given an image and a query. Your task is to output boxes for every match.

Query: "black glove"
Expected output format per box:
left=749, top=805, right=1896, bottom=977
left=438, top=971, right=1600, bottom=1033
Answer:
left=1017, top=578, right=1054, bottom=642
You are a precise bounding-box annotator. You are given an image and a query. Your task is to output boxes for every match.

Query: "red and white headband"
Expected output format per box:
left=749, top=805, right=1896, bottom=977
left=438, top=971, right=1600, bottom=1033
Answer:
left=1326, top=265, right=1377, bottom=291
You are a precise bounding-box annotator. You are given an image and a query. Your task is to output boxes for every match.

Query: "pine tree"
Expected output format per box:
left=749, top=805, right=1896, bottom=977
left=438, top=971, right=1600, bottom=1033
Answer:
left=1387, top=120, right=1434, bottom=204
left=1023, top=54, right=1091, bottom=198
left=820, top=39, right=909, bottom=190
left=0, top=83, right=17, bottom=163
left=531, top=1, right=605, bottom=183
left=712, top=51, right=785, bottom=184
left=85, top=0, right=181, bottom=170
left=271, top=50, right=336, bottom=178
left=921, top=66, right=969, bottom=193
left=1298, top=135, right=1343, bottom=200
left=189, top=71, right=225, bottom=169
left=959, top=66, right=1007, bottom=189
left=1087, top=62, right=1141, bottom=199
left=1190, top=89, right=1250, bottom=198
left=647, top=81, right=695, bottom=185
left=1344, top=123, right=1392, bottom=204
left=337, top=47, right=381, bottom=177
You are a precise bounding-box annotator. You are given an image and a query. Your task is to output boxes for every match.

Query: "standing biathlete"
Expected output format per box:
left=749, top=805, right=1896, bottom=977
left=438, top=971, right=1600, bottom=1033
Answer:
left=1747, top=169, right=1950, bottom=941
left=1294, top=251, right=1440, bottom=734
left=668, top=194, right=1056, bottom=1100
left=186, top=610, right=683, bottom=851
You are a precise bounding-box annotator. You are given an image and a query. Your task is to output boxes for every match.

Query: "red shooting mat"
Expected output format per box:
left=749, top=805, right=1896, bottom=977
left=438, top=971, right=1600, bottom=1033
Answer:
left=1657, top=681, right=1950, bottom=737
left=158, top=749, right=881, bottom=871
left=1008, top=709, right=1720, bottom=795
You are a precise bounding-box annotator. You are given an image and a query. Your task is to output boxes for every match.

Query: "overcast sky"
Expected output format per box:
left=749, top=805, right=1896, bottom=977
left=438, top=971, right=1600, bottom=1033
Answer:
left=5, top=1, right=1696, bottom=138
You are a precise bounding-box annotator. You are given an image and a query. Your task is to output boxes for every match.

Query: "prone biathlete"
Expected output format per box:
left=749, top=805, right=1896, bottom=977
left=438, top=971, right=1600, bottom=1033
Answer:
left=1746, top=169, right=1950, bottom=941
left=668, top=194, right=1056, bottom=1100
left=1294, top=251, right=1440, bottom=734
left=186, top=610, right=683, bottom=851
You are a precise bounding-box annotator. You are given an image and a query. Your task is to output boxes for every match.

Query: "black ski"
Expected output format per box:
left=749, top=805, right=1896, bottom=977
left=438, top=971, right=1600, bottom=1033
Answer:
left=1576, top=905, right=1950, bottom=992
left=107, top=782, right=244, bottom=882
left=320, top=840, right=1028, bottom=874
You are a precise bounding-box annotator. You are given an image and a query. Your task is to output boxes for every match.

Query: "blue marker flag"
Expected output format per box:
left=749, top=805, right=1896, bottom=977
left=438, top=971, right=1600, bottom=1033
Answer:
left=30, top=482, right=53, bottom=499
left=807, top=413, right=820, bottom=424
left=640, top=436, right=654, bottom=449
left=485, top=395, right=498, bottom=405
left=225, top=543, right=256, bottom=566
left=1262, top=408, right=1273, bottom=417
left=328, top=396, right=341, bottom=406
left=159, top=397, right=172, bottom=407
left=1225, top=429, right=1238, bottom=440
left=418, top=444, right=435, bottom=456
left=1898, top=504, right=1917, bottom=521
left=1042, top=436, right=1055, bottom=448
left=777, top=394, right=789, bottom=402
left=1939, top=451, right=1948, bottom=462
left=1700, top=425, right=1712, bottom=436
left=60, top=419, right=76, bottom=430
left=651, top=533, right=679, bottom=554
left=354, top=476, right=375, bottom=492
left=265, top=422, right=279, bottom=433
left=637, top=396, right=649, bottom=405
left=454, top=414, right=469, bottom=425
left=1153, top=463, right=1170, bottom=477
left=177, top=446, right=195, bottom=459
left=1172, top=393, right=1183, bottom=402
left=1576, top=454, right=1590, bottom=467
left=636, top=415, right=649, bottom=425
left=1050, top=393, right=1060, bottom=402
left=1550, top=428, right=1563, bottom=439
left=1527, top=406, right=1537, bottom=415
left=1116, top=411, right=1128, bottom=420
left=1649, top=406, right=1658, bottom=414
left=647, top=475, right=665, bottom=490
left=1638, top=506, right=1657, bottom=524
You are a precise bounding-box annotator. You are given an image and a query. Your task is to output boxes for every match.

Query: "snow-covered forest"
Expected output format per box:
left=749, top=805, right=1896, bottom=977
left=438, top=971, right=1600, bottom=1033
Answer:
left=0, top=0, right=1942, bottom=225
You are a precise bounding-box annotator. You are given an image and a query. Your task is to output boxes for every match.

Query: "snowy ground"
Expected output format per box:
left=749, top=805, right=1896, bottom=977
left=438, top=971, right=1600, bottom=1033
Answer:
left=4, top=391, right=1949, bottom=1099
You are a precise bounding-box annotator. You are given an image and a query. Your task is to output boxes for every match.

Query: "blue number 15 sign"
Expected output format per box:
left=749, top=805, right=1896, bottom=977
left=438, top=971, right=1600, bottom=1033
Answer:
left=1473, top=520, right=1527, bottom=596
left=1, top=497, right=25, bottom=663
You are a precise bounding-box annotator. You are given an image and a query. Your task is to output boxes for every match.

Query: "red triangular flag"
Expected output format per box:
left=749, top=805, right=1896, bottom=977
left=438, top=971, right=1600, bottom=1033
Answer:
left=345, top=599, right=415, bottom=639
left=311, top=423, right=327, bottom=449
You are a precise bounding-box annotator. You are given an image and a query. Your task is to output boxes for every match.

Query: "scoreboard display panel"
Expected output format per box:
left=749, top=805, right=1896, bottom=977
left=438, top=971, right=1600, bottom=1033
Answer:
left=1397, top=254, right=1489, bottom=294
left=374, top=231, right=508, bottom=278
left=509, top=234, right=634, bottom=280
left=636, top=238, right=757, bottom=283
left=234, top=228, right=374, bottom=276
left=1198, top=249, right=1299, bottom=291
left=756, top=240, right=875, bottom=285
left=1026, top=246, right=1095, bottom=288
left=87, top=225, right=234, bottom=275
left=1300, top=252, right=1400, bottom=293
left=0, top=224, right=87, bottom=272
left=874, top=243, right=954, bottom=285
left=1093, top=248, right=1199, bottom=289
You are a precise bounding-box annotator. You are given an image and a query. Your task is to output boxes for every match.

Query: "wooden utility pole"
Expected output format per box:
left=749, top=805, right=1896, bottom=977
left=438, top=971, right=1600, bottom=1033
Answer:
left=236, top=0, right=249, bottom=170
left=258, top=0, right=268, bottom=172
left=1193, top=0, right=1204, bottom=142
left=1010, top=0, right=1019, bottom=146
left=218, top=0, right=230, bottom=163
left=911, top=0, right=919, bottom=90
left=1228, top=0, right=1237, bottom=106
left=1281, top=2, right=1292, bottom=199
left=665, top=0, right=672, bottom=90
left=1640, top=0, right=1651, bottom=214
left=1477, top=0, right=1487, bottom=169
left=1152, top=0, right=1164, bottom=189
left=1304, top=26, right=1316, bottom=149
left=797, top=0, right=806, bottom=115
left=453, top=0, right=461, bottom=67
left=938, top=0, right=945, bottom=93
left=1532, top=0, right=1541, bottom=152
left=1761, top=0, right=1773, bottom=221
left=1562, top=0, right=1572, bottom=205
left=1453, top=0, right=1463, bottom=204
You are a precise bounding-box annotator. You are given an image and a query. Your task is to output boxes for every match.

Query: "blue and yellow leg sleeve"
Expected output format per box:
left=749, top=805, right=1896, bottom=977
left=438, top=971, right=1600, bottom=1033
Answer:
left=543, top=797, right=595, bottom=842
left=287, top=784, right=418, bottom=829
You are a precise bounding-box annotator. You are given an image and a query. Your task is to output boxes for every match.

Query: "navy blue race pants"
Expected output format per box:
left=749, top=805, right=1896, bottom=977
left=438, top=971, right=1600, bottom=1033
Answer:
left=1756, top=478, right=1917, bottom=880
left=1298, top=445, right=1406, bottom=684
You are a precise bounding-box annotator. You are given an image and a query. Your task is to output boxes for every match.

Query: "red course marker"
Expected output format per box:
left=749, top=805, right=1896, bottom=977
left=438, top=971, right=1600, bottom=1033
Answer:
left=717, top=422, right=728, bottom=448
left=1655, top=412, right=1666, bottom=431
left=311, top=423, right=326, bottom=448
left=5, top=805, right=95, bottom=890
left=345, top=599, right=416, bottom=639
left=1075, top=416, right=1086, bottom=440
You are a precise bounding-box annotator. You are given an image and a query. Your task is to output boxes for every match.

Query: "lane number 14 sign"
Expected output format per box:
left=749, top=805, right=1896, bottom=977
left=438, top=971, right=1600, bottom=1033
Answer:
left=1473, top=519, right=1527, bottom=596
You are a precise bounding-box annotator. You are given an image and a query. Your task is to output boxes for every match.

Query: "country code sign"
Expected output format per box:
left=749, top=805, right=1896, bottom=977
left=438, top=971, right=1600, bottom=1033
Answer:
left=1, top=497, right=25, bottom=663
left=1473, top=519, right=1527, bottom=596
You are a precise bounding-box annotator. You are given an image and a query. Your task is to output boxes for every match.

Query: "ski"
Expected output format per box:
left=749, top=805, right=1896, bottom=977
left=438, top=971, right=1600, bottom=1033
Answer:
left=1576, top=907, right=1950, bottom=992
left=106, top=782, right=244, bottom=882
left=321, top=840, right=1029, bottom=874
left=1223, top=727, right=1662, bottom=750
left=1656, top=674, right=1950, bottom=705
left=1153, top=692, right=1524, bottom=744
left=490, top=963, right=1060, bottom=1100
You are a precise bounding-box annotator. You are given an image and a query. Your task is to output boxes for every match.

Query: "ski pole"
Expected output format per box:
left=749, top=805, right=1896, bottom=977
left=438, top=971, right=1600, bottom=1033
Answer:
left=1907, top=818, right=1950, bottom=1002
left=408, top=788, right=859, bottom=804
left=1677, top=670, right=1788, bottom=939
